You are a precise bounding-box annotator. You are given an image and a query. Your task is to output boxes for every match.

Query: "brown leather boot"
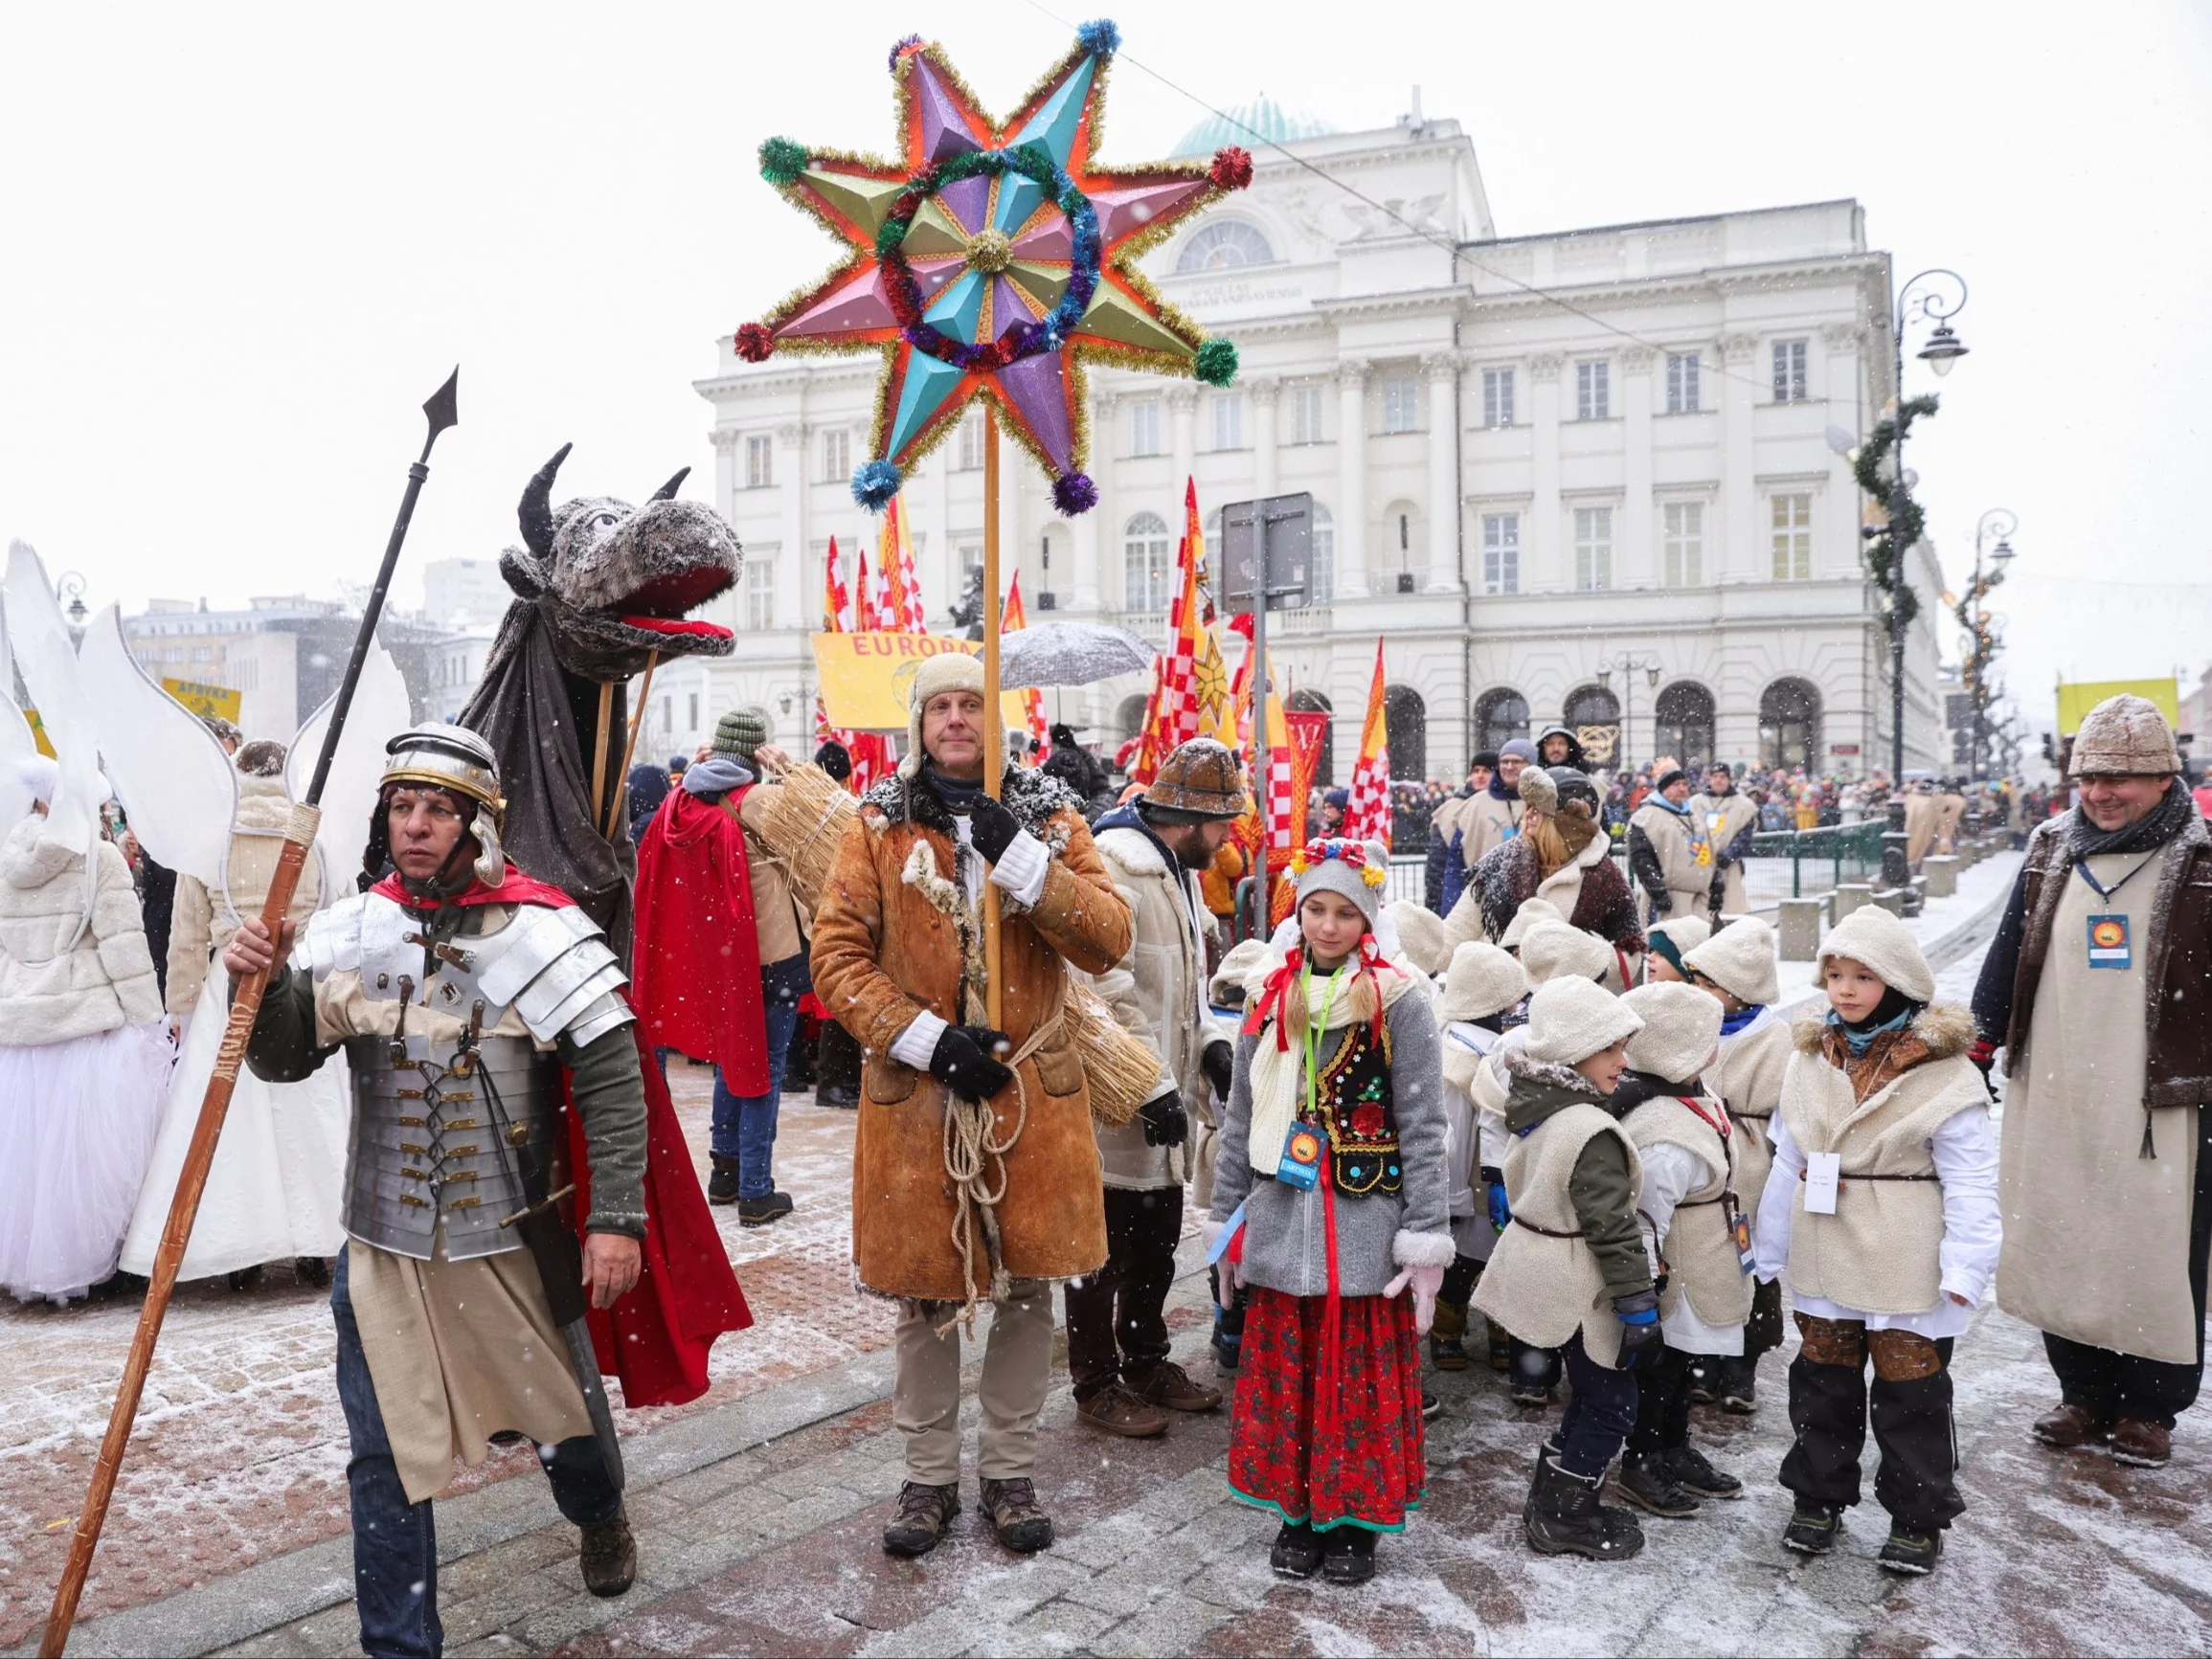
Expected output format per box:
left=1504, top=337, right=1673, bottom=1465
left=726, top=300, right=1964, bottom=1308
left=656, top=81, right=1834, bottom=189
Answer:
left=882, top=1480, right=960, bottom=1557
left=1126, top=1359, right=1223, bottom=1413
left=979, top=1476, right=1053, bottom=1552
left=2111, top=1418, right=2173, bottom=1468
left=578, top=1508, right=637, bottom=1598
left=1075, top=1384, right=1169, bottom=1438
left=2032, top=1401, right=2112, bottom=1449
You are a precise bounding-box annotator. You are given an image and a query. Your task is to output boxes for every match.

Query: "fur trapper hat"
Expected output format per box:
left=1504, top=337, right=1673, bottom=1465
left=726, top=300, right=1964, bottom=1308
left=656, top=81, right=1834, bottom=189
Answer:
left=1499, top=895, right=1564, bottom=951
left=2070, top=693, right=2181, bottom=777
left=1436, top=940, right=1525, bottom=1025
left=1682, top=915, right=1781, bottom=1007
left=1621, top=981, right=1724, bottom=1085
left=1290, top=837, right=1388, bottom=929
left=1817, top=905, right=1935, bottom=1004
left=1525, top=975, right=1643, bottom=1067
left=897, top=651, right=1003, bottom=781
left=1388, top=900, right=1453, bottom=976
left=1519, top=919, right=1613, bottom=990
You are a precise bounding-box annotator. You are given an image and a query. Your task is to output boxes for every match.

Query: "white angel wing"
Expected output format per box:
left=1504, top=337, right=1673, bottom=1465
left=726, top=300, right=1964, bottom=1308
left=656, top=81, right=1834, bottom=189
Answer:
left=0, top=682, right=34, bottom=831
left=289, top=641, right=410, bottom=898
left=79, top=603, right=237, bottom=891
left=4, top=543, right=102, bottom=865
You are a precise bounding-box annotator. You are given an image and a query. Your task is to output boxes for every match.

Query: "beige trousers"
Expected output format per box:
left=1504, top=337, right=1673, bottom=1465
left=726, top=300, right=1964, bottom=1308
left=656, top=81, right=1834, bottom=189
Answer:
left=893, top=1279, right=1055, bottom=1485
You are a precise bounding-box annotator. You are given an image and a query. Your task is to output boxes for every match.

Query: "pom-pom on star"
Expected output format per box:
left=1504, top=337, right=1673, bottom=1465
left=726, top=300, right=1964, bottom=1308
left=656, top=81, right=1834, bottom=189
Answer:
left=734, top=19, right=1250, bottom=512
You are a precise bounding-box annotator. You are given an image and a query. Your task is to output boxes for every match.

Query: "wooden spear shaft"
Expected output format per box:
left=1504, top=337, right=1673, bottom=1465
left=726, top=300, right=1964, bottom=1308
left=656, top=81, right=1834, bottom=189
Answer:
left=603, top=650, right=660, bottom=841
left=982, top=404, right=1003, bottom=1029
left=589, top=681, right=616, bottom=832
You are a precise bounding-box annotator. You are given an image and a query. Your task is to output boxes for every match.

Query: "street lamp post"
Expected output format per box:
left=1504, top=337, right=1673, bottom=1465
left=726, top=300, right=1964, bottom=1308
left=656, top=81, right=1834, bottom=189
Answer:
left=1965, top=508, right=2017, bottom=786
left=1594, top=652, right=1663, bottom=780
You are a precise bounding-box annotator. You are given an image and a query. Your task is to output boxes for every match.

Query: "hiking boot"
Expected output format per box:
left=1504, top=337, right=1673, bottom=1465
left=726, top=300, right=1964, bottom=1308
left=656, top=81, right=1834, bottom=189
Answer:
left=1074, top=1385, right=1168, bottom=1439
left=1685, top=1357, right=1716, bottom=1404
left=707, top=1156, right=741, bottom=1204
left=1716, top=1355, right=1758, bottom=1414
left=1127, top=1358, right=1222, bottom=1413
left=979, top=1477, right=1053, bottom=1553
left=2112, top=1418, right=2173, bottom=1468
left=1782, top=1502, right=1841, bottom=1555
left=1525, top=1452, right=1643, bottom=1561
left=1270, top=1520, right=1322, bottom=1580
left=2034, top=1401, right=2112, bottom=1449
left=1877, top=1524, right=1943, bottom=1576
left=578, top=1508, right=637, bottom=1597
left=1614, top=1449, right=1701, bottom=1517
left=1430, top=1299, right=1470, bottom=1370
left=1320, top=1526, right=1378, bottom=1585
left=1662, top=1443, right=1743, bottom=1499
left=882, top=1480, right=959, bottom=1557
left=736, top=1190, right=795, bottom=1227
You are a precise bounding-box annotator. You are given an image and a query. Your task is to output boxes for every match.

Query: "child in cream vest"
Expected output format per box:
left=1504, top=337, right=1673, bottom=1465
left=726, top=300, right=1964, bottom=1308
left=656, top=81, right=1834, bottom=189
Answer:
left=1754, top=907, right=1998, bottom=1577
left=1431, top=940, right=1531, bottom=1373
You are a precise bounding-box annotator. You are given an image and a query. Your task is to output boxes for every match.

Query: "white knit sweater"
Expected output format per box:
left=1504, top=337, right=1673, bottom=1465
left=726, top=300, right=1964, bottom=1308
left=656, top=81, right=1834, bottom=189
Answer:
left=0, top=815, right=163, bottom=1045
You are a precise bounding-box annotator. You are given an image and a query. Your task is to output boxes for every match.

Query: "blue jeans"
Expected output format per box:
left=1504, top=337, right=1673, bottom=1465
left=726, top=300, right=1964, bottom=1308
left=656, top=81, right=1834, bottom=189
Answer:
left=331, top=1245, right=621, bottom=1659
left=710, top=953, right=811, bottom=1196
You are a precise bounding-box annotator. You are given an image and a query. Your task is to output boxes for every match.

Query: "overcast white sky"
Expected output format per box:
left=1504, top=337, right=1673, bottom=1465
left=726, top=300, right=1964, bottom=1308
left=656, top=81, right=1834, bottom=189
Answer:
left=3, top=1, right=2207, bottom=729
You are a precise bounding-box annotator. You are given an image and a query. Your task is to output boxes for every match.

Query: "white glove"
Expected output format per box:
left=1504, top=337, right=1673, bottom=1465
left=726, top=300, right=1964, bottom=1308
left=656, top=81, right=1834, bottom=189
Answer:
left=1384, top=1262, right=1446, bottom=1335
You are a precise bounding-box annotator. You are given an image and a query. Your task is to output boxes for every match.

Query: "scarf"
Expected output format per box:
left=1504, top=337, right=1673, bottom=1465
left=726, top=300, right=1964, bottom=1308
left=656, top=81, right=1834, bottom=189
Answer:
left=1825, top=990, right=1921, bottom=1056
left=2064, top=776, right=2195, bottom=862
left=682, top=756, right=753, bottom=796
left=922, top=761, right=988, bottom=817
left=1648, top=794, right=1692, bottom=818
left=1610, top=1066, right=1709, bottom=1119
left=368, top=861, right=579, bottom=913
left=1242, top=940, right=1415, bottom=1177
left=1719, top=1002, right=1767, bottom=1038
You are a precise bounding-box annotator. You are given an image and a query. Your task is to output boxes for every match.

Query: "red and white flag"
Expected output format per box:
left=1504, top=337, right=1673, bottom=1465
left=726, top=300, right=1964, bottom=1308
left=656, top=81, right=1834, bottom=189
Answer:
left=1343, top=639, right=1392, bottom=848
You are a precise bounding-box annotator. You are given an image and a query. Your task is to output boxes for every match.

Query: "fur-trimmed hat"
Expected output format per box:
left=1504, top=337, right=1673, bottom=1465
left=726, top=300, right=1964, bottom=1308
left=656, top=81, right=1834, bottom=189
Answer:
left=1436, top=940, right=1525, bottom=1025
left=1817, top=905, right=1935, bottom=1004
left=1145, top=737, right=1248, bottom=819
left=1517, top=767, right=1559, bottom=816
left=1682, top=915, right=1781, bottom=1007
left=1524, top=975, right=1643, bottom=1067
left=2070, top=693, right=2181, bottom=777
left=897, top=651, right=1003, bottom=781
left=1290, top=837, right=1389, bottom=929
left=1621, top=981, right=1724, bottom=1086
left=1388, top=900, right=1453, bottom=976
left=1519, top=919, right=1612, bottom=990
left=1211, top=936, right=1273, bottom=1007
left=1499, top=895, right=1564, bottom=951
left=1645, top=914, right=1711, bottom=975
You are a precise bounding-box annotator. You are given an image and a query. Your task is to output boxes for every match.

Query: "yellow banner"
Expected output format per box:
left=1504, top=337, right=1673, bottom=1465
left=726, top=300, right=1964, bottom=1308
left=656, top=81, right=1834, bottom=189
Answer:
left=23, top=707, right=56, bottom=759
left=161, top=677, right=244, bottom=724
left=810, top=633, right=1030, bottom=731
left=2057, top=677, right=2178, bottom=736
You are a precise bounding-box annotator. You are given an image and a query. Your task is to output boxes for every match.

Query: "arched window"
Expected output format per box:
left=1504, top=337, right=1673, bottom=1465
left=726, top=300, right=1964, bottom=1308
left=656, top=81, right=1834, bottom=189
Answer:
left=1176, top=220, right=1277, bottom=273
left=1759, top=677, right=1823, bottom=771
left=1474, top=687, right=1529, bottom=756
left=1116, top=693, right=1151, bottom=741
left=1385, top=685, right=1426, bottom=782
left=1561, top=684, right=1622, bottom=771
left=1123, top=511, right=1174, bottom=615
left=1652, top=682, right=1717, bottom=775
left=1287, top=687, right=1335, bottom=787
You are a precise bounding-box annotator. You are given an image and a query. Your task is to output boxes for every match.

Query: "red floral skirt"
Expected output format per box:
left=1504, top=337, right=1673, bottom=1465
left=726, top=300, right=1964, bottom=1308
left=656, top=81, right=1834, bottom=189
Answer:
left=1227, top=1287, right=1426, bottom=1532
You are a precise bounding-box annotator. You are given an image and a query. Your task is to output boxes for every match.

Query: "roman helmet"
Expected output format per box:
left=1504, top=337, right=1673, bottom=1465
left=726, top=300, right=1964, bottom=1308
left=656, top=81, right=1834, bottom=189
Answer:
left=371, top=722, right=508, bottom=889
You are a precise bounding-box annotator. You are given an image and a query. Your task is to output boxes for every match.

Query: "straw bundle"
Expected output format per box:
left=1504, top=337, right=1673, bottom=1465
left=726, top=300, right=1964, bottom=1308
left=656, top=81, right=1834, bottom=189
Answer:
left=750, top=763, right=857, bottom=911
left=1064, top=982, right=1163, bottom=1127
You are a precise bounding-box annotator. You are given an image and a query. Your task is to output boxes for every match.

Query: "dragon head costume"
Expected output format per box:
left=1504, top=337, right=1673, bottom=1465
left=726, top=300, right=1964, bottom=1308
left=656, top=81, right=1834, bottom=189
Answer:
left=461, top=444, right=740, bottom=955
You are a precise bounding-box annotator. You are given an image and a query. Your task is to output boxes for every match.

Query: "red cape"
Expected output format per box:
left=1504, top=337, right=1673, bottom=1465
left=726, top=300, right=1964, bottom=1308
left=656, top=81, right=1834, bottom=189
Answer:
left=370, top=863, right=582, bottom=911
left=631, top=787, right=769, bottom=1094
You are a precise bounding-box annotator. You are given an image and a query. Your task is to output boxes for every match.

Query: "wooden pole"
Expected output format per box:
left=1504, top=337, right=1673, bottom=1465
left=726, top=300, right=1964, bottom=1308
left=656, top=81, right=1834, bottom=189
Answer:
left=603, top=651, right=660, bottom=840
left=589, top=680, right=616, bottom=831
left=982, top=403, right=1004, bottom=1029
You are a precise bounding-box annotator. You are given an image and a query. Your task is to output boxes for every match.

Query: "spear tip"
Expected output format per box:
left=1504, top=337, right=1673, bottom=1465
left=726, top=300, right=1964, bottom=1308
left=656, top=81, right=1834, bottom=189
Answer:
left=421, top=368, right=460, bottom=454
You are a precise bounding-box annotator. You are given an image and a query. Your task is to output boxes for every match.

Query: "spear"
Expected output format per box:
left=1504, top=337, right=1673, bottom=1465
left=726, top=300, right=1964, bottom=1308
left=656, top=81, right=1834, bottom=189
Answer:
left=39, top=370, right=460, bottom=1659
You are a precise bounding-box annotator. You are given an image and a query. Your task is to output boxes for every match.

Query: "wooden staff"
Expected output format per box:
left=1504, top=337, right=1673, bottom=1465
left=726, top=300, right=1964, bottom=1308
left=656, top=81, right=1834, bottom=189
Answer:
left=602, top=650, right=660, bottom=840
left=982, top=403, right=1003, bottom=1028
left=40, top=370, right=460, bottom=1659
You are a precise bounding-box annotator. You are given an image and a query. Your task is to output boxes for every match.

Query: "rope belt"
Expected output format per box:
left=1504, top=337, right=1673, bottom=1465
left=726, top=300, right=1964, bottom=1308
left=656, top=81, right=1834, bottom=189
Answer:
left=1510, top=1216, right=1585, bottom=1240
left=1798, top=1169, right=1938, bottom=1182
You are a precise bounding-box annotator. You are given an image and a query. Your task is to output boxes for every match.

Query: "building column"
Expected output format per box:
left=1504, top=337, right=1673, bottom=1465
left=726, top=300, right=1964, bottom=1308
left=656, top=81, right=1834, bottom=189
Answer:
left=1527, top=354, right=1562, bottom=590
left=710, top=427, right=740, bottom=527
left=1720, top=334, right=1758, bottom=582
left=1820, top=322, right=1864, bottom=581
left=776, top=421, right=807, bottom=635
left=1249, top=376, right=1280, bottom=498
left=1336, top=359, right=1368, bottom=598
left=1423, top=353, right=1461, bottom=593
left=1169, top=385, right=1198, bottom=492
left=1620, top=347, right=1655, bottom=586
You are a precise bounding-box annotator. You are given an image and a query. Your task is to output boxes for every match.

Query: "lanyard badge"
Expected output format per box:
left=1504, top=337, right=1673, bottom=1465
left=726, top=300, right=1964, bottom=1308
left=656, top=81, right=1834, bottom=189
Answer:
left=1276, top=1123, right=1323, bottom=1190
left=1273, top=961, right=1343, bottom=1193
left=2087, top=913, right=2133, bottom=970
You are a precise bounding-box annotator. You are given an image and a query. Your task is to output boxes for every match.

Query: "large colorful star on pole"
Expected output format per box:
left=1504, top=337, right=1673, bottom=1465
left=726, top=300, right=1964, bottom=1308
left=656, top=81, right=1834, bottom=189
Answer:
left=734, top=18, right=1252, bottom=515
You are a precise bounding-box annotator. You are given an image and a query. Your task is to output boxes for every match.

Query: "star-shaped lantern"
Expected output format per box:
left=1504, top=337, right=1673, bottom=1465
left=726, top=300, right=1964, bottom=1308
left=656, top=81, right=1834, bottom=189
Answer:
left=734, top=19, right=1253, bottom=516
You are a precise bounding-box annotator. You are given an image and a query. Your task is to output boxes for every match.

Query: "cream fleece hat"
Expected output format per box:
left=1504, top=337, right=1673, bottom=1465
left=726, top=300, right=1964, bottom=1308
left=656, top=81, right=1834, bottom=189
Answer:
left=1436, top=940, right=1526, bottom=1025
left=1646, top=914, right=1711, bottom=967
left=1818, top=905, right=1935, bottom=1004
left=1524, top=975, right=1643, bottom=1067
left=1621, top=981, right=1725, bottom=1086
left=1211, top=936, right=1273, bottom=1006
left=1682, top=915, right=1781, bottom=1007
left=1499, top=895, right=1565, bottom=951
left=1519, top=919, right=1613, bottom=990
left=1388, top=900, right=1453, bottom=977
left=896, top=650, right=1004, bottom=780
left=2070, top=693, right=2181, bottom=776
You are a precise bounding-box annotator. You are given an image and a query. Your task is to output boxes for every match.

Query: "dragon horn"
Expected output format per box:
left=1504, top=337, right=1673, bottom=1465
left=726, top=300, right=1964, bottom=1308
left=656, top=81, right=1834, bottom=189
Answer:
left=519, top=443, right=574, bottom=558
left=648, top=467, right=690, bottom=503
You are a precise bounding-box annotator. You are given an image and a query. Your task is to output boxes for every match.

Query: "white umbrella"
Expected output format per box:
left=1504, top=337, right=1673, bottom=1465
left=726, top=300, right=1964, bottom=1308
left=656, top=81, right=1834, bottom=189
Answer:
left=998, top=622, right=1154, bottom=689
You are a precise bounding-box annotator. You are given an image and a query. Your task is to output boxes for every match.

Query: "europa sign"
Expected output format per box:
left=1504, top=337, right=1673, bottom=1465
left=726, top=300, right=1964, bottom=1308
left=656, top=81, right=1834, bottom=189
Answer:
left=810, top=633, right=1031, bottom=732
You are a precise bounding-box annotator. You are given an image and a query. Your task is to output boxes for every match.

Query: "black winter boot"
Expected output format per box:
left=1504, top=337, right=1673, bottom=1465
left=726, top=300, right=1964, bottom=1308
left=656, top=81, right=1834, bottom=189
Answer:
left=1270, top=1521, right=1322, bottom=1580
left=1320, top=1526, right=1378, bottom=1586
left=1877, top=1523, right=1943, bottom=1575
left=1614, top=1449, right=1701, bottom=1517
left=1525, top=1452, right=1644, bottom=1561
left=1717, top=1354, right=1758, bottom=1414
left=708, top=1156, right=741, bottom=1204
left=1782, top=1501, right=1841, bottom=1555
left=1663, top=1443, right=1743, bottom=1498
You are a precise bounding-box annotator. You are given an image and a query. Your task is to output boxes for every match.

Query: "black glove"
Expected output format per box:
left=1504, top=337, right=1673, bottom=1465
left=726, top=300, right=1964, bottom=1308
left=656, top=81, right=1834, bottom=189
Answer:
left=1138, top=1089, right=1189, bottom=1148
left=1201, top=1039, right=1233, bottom=1104
left=967, top=798, right=1021, bottom=863
left=1649, top=891, right=1672, bottom=916
left=928, top=1023, right=1012, bottom=1103
left=1613, top=1289, right=1663, bottom=1369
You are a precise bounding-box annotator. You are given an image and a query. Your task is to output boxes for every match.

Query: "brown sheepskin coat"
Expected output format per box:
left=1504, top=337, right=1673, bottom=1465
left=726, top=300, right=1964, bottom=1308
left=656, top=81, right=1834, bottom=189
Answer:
left=811, top=767, right=1133, bottom=1301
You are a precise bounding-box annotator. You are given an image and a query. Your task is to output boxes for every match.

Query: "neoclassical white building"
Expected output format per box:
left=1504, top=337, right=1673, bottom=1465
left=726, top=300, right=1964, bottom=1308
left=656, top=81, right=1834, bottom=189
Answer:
left=678, top=97, right=1946, bottom=784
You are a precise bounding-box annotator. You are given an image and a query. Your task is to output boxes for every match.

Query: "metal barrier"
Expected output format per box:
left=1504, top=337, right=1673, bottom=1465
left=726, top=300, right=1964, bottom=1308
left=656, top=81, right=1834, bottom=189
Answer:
left=1744, top=820, right=1888, bottom=899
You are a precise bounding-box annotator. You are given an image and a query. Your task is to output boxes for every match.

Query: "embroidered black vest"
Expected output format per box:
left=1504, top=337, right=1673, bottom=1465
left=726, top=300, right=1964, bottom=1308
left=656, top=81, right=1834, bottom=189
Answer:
left=1304, top=1020, right=1403, bottom=1196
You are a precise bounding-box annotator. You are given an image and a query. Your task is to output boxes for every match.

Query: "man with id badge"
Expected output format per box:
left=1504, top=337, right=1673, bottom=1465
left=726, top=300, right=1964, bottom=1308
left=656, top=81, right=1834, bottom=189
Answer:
left=1974, top=694, right=2212, bottom=1472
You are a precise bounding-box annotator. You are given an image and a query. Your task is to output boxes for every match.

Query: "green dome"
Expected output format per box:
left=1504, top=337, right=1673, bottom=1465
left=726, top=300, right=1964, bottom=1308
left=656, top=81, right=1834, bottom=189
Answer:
left=1170, top=95, right=1336, bottom=158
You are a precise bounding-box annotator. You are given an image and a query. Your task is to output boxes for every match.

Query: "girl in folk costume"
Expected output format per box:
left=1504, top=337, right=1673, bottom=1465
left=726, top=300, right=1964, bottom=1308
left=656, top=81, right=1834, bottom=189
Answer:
left=1642, top=914, right=1711, bottom=985
left=120, top=741, right=349, bottom=1288
left=1612, top=981, right=1751, bottom=1517
left=1680, top=914, right=1792, bottom=1412
left=1755, top=907, right=1998, bottom=1576
left=1431, top=940, right=1532, bottom=1372
left=0, top=757, right=170, bottom=1302
left=1447, top=767, right=1645, bottom=974
left=1473, top=976, right=1657, bottom=1560
left=1208, top=839, right=1452, bottom=1587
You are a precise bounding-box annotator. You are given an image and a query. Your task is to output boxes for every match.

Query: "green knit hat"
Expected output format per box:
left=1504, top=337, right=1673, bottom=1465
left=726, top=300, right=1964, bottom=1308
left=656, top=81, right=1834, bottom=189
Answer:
left=713, top=707, right=767, bottom=762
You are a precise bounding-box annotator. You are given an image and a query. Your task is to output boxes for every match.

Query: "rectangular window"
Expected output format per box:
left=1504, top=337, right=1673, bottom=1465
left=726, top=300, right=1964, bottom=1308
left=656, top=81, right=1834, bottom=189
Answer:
left=1130, top=399, right=1162, bottom=457
left=1290, top=384, right=1325, bottom=444
left=744, top=558, right=776, bottom=630
left=191, top=645, right=213, bottom=662
left=821, top=427, right=849, bottom=483
left=1212, top=393, right=1244, bottom=450
left=744, top=435, right=773, bottom=489
left=1575, top=361, right=1611, bottom=420
left=956, top=411, right=984, bottom=471
left=1381, top=375, right=1419, bottom=433
left=1771, top=493, right=1813, bottom=579
left=1573, top=505, right=1614, bottom=591
left=1480, top=513, right=1521, bottom=595
left=1772, top=339, right=1808, bottom=403
left=1665, top=352, right=1701, bottom=414
left=1662, top=502, right=1704, bottom=587
left=687, top=692, right=700, bottom=731
left=1481, top=368, right=1515, bottom=428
